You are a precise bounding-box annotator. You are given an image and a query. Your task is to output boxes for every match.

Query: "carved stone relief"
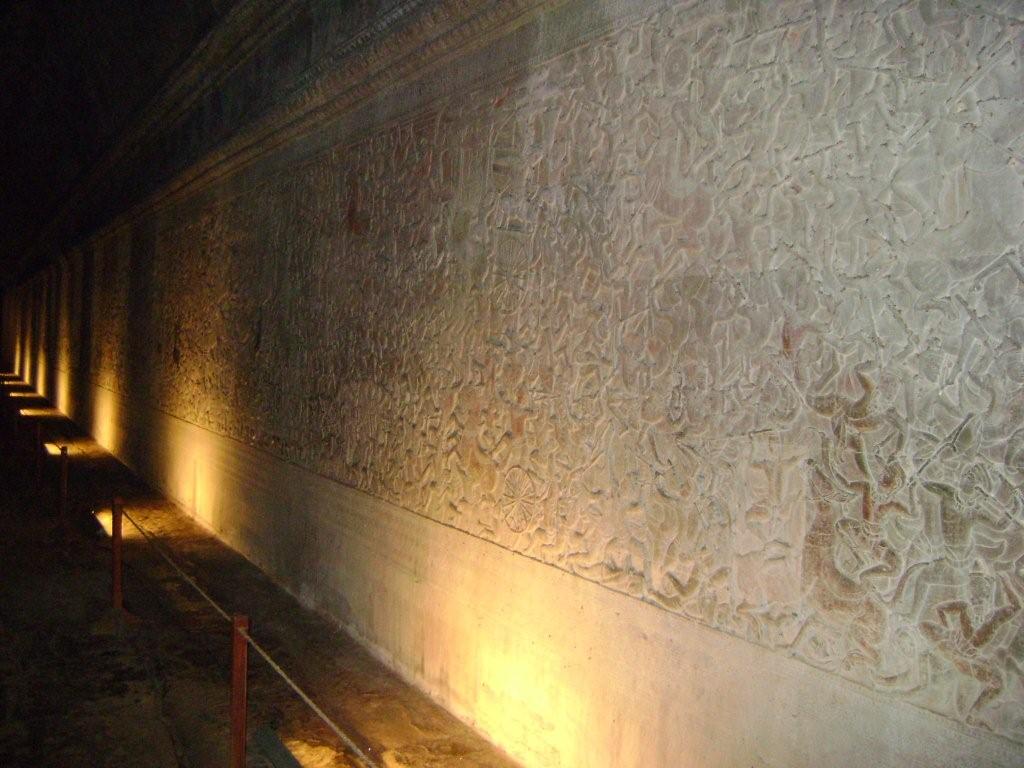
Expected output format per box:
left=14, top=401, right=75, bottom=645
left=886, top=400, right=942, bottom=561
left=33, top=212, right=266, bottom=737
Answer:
left=16, top=0, right=1024, bottom=743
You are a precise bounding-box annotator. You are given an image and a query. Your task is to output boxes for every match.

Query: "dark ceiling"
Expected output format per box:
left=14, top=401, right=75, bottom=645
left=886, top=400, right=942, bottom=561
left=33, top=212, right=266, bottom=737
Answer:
left=0, top=0, right=234, bottom=283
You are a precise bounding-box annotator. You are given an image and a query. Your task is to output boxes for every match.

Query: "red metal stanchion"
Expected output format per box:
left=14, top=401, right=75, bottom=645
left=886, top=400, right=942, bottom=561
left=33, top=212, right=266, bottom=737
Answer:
left=230, top=614, right=249, bottom=768
left=112, top=497, right=124, bottom=611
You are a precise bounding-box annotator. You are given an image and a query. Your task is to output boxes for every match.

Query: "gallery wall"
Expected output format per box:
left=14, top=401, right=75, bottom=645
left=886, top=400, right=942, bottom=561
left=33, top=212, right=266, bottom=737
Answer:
left=5, top=1, right=1024, bottom=765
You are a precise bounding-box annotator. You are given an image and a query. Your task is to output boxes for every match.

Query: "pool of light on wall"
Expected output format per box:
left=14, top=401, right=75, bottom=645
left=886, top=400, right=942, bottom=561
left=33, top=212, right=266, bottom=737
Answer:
left=92, top=385, right=120, bottom=454
left=33, top=354, right=46, bottom=398
left=417, top=544, right=595, bottom=768
left=55, top=364, right=71, bottom=415
left=166, top=430, right=220, bottom=530
left=473, top=635, right=588, bottom=767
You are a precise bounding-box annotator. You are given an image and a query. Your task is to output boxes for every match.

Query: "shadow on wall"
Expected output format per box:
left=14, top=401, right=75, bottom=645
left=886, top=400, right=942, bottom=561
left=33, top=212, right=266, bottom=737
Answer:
left=72, top=245, right=96, bottom=428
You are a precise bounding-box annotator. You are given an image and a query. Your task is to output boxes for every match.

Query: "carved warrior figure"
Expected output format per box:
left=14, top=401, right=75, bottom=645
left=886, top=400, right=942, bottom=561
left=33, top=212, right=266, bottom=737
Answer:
left=804, top=368, right=910, bottom=618
left=899, top=483, right=1023, bottom=723
left=803, top=364, right=1023, bottom=720
left=919, top=567, right=1020, bottom=722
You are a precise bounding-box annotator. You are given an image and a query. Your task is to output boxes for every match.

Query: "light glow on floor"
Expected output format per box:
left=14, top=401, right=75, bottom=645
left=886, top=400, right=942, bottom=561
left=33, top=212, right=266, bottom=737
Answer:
left=43, top=439, right=110, bottom=459
left=19, top=407, right=63, bottom=419
left=92, top=506, right=141, bottom=539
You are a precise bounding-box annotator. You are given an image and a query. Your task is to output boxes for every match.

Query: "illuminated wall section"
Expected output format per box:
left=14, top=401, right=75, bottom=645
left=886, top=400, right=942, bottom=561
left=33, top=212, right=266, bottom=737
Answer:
left=19, top=285, right=34, bottom=388
left=10, top=299, right=20, bottom=377
left=14, top=291, right=24, bottom=379
left=55, top=257, right=73, bottom=413
left=3, top=1, right=1023, bottom=766
left=33, top=278, right=48, bottom=396
left=13, top=291, right=26, bottom=378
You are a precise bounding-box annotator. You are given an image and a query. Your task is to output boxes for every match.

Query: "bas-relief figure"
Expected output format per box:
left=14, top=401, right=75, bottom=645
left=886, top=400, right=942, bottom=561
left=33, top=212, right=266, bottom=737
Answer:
left=16, top=0, right=1024, bottom=742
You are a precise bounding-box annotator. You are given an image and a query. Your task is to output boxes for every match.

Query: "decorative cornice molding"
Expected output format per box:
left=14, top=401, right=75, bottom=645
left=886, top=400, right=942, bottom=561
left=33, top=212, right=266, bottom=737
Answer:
left=32, top=0, right=581, bottom=260
left=32, top=0, right=303, bottom=258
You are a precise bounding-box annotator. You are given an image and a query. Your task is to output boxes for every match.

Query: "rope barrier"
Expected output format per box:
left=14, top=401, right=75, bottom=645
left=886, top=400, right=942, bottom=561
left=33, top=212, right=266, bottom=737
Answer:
left=121, top=508, right=231, bottom=622
left=6, top=394, right=382, bottom=768
left=118, top=507, right=381, bottom=768
left=239, top=627, right=378, bottom=768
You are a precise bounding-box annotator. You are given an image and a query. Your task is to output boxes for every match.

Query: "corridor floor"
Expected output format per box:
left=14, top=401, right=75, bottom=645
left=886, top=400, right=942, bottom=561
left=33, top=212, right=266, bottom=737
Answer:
left=0, top=380, right=519, bottom=768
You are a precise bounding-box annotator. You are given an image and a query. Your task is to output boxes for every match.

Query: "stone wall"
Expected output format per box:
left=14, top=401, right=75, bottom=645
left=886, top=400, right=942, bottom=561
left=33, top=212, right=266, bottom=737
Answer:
left=5, top=1, right=1024, bottom=765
